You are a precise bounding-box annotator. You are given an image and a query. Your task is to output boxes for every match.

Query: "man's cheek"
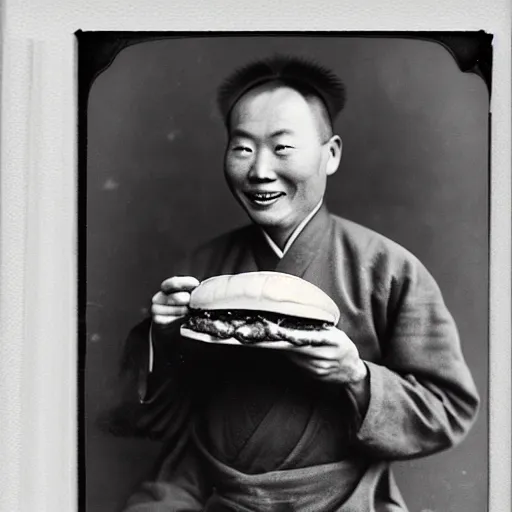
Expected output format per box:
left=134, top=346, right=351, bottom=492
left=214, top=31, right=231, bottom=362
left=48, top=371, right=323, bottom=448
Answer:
left=226, top=164, right=248, bottom=182
left=280, top=165, right=311, bottom=182
left=224, top=169, right=242, bottom=188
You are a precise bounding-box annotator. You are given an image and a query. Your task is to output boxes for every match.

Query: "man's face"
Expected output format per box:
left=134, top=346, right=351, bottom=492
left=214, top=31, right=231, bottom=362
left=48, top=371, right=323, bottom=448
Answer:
left=224, top=84, right=341, bottom=241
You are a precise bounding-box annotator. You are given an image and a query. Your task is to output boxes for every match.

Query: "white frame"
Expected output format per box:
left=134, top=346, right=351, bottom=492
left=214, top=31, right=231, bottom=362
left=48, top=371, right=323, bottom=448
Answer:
left=0, top=1, right=509, bottom=511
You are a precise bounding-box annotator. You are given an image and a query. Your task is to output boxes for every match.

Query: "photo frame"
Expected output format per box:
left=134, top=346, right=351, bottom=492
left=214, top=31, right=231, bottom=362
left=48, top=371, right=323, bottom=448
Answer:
left=0, top=2, right=509, bottom=512
left=83, top=32, right=491, bottom=511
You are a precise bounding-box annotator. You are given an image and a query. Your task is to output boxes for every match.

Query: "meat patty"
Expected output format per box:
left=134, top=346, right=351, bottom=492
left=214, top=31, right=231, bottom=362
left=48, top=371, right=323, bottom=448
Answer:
left=184, top=309, right=334, bottom=346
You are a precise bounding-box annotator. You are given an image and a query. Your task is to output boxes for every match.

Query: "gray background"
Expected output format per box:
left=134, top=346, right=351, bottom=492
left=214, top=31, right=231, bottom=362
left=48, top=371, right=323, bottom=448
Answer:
left=85, top=36, right=489, bottom=512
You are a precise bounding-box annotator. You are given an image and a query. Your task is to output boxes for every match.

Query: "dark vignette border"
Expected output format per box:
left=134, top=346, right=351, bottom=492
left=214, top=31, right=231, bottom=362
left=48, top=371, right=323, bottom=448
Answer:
left=76, top=31, right=493, bottom=512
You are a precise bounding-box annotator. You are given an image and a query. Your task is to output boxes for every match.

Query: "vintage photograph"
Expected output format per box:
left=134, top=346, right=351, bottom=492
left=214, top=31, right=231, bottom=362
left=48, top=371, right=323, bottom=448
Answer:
left=82, top=33, right=490, bottom=512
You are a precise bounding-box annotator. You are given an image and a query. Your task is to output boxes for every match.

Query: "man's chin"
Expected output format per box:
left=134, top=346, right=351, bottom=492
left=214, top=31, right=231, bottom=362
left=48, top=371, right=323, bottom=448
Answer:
left=250, top=215, right=284, bottom=230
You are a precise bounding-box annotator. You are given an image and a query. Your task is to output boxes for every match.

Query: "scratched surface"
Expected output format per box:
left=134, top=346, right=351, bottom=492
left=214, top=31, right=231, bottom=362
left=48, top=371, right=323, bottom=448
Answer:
left=85, top=36, right=489, bottom=512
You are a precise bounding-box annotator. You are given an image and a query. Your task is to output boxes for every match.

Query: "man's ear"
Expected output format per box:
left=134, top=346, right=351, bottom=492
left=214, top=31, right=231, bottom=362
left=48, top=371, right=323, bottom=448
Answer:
left=326, top=135, right=342, bottom=176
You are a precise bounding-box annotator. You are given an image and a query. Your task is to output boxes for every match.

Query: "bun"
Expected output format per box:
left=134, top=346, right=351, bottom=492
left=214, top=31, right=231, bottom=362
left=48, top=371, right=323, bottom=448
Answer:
left=189, top=271, right=340, bottom=324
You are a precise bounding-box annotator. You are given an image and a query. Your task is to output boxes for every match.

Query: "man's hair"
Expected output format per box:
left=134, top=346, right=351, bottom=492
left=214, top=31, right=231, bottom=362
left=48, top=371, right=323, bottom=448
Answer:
left=217, top=55, right=346, bottom=138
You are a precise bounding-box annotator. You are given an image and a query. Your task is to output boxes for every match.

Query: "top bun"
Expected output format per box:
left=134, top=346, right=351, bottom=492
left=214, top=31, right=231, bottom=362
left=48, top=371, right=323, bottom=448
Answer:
left=189, top=271, right=340, bottom=324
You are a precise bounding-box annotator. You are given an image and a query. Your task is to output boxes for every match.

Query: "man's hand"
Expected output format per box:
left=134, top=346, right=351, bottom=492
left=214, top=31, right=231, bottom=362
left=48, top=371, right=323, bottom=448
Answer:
left=284, top=328, right=370, bottom=413
left=151, top=276, right=200, bottom=327
left=284, top=328, right=367, bottom=384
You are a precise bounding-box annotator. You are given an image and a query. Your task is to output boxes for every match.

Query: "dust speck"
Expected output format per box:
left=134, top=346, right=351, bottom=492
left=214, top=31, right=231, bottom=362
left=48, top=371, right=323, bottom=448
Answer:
left=90, top=333, right=101, bottom=343
left=102, top=178, right=119, bottom=191
left=167, top=129, right=181, bottom=142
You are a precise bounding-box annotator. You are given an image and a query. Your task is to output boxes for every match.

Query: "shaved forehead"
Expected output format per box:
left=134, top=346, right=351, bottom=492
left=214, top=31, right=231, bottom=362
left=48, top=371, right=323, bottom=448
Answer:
left=228, top=83, right=334, bottom=142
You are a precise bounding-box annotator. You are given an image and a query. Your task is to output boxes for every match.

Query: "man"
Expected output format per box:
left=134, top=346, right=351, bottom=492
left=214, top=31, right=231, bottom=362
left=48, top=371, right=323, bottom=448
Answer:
left=115, top=56, right=480, bottom=511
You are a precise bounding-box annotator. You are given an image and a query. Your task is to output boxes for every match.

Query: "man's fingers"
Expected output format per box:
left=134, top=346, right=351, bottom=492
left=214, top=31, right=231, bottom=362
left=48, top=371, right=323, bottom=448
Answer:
left=168, top=291, right=192, bottom=305
left=288, top=344, right=341, bottom=359
left=161, top=276, right=200, bottom=294
left=284, top=335, right=365, bottom=383
left=151, top=304, right=189, bottom=317
left=152, top=291, right=167, bottom=305
left=150, top=276, right=199, bottom=327
left=287, top=353, right=336, bottom=378
left=310, top=359, right=338, bottom=370
left=152, top=291, right=192, bottom=306
left=153, top=314, right=183, bottom=326
left=288, top=353, right=337, bottom=369
left=245, top=341, right=293, bottom=350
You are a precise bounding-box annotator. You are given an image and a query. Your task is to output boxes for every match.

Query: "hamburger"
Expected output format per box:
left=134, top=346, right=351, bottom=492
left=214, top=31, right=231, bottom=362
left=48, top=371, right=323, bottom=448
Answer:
left=180, top=272, right=340, bottom=347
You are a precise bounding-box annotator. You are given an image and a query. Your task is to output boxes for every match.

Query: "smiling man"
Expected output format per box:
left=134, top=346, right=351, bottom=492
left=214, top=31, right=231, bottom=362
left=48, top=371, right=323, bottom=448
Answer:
left=116, top=57, right=480, bottom=512
left=224, top=81, right=341, bottom=250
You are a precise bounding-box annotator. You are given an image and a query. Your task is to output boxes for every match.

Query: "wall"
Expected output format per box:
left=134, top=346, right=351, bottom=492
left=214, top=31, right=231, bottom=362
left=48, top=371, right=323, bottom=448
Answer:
left=85, top=36, right=489, bottom=512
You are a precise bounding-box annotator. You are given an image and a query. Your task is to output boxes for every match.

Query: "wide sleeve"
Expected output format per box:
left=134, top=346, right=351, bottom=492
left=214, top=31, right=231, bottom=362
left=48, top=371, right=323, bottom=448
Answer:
left=104, top=248, right=208, bottom=441
left=103, top=316, right=198, bottom=442
left=353, top=257, right=480, bottom=459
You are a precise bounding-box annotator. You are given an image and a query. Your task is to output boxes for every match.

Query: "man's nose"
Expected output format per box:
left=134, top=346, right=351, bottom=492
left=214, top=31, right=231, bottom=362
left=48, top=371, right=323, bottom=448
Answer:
left=247, top=149, right=276, bottom=181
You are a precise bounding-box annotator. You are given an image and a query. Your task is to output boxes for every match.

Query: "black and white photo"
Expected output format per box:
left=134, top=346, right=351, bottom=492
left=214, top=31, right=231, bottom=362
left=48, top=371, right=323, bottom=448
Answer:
left=82, top=34, right=490, bottom=512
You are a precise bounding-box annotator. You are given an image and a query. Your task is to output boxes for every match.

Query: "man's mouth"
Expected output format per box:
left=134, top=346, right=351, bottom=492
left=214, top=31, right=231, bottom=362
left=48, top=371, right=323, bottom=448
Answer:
left=244, top=191, right=285, bottom=206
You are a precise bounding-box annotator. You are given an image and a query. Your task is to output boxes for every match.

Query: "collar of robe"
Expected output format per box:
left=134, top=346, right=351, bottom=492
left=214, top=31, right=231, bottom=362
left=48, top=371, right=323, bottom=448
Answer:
left=250, top=203, right=332, bottom=278
left=260, top=200, right=324, bottom=259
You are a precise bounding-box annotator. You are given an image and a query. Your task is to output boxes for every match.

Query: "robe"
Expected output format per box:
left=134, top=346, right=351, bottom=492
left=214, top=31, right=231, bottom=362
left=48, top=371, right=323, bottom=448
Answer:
left=112, top=205, right=480, bottom=511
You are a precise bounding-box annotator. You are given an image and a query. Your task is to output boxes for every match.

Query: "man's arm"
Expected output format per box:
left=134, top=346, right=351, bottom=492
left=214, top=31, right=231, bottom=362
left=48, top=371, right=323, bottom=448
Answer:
left=105, top=275, right=201, bottom=439
left=286, top=254, right=479, bottom=460
left=351, top=259, right=480, bottom=459
left=105, top=317, right=195, bottom=442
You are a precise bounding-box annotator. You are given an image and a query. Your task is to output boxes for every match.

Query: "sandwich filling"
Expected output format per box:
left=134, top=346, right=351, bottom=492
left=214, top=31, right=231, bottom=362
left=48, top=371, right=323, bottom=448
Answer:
left=183, top=309, right=335, bottom=346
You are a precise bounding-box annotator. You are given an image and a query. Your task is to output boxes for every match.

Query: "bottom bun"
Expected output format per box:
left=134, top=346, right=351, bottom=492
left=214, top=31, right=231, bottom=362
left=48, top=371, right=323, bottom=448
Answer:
left=180, top=326, right=294, bottom=350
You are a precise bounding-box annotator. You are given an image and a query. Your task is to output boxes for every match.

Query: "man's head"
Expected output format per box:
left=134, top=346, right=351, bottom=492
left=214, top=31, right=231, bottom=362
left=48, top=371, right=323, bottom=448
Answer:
left=217, top=56, right=346, bottom=245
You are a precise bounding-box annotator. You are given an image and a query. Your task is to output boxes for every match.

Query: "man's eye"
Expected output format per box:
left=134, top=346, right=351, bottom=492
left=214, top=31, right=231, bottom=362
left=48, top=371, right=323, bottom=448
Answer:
left=275, top=144, right=294, bottom=154
left=232, top=145, right=252, bottom=154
